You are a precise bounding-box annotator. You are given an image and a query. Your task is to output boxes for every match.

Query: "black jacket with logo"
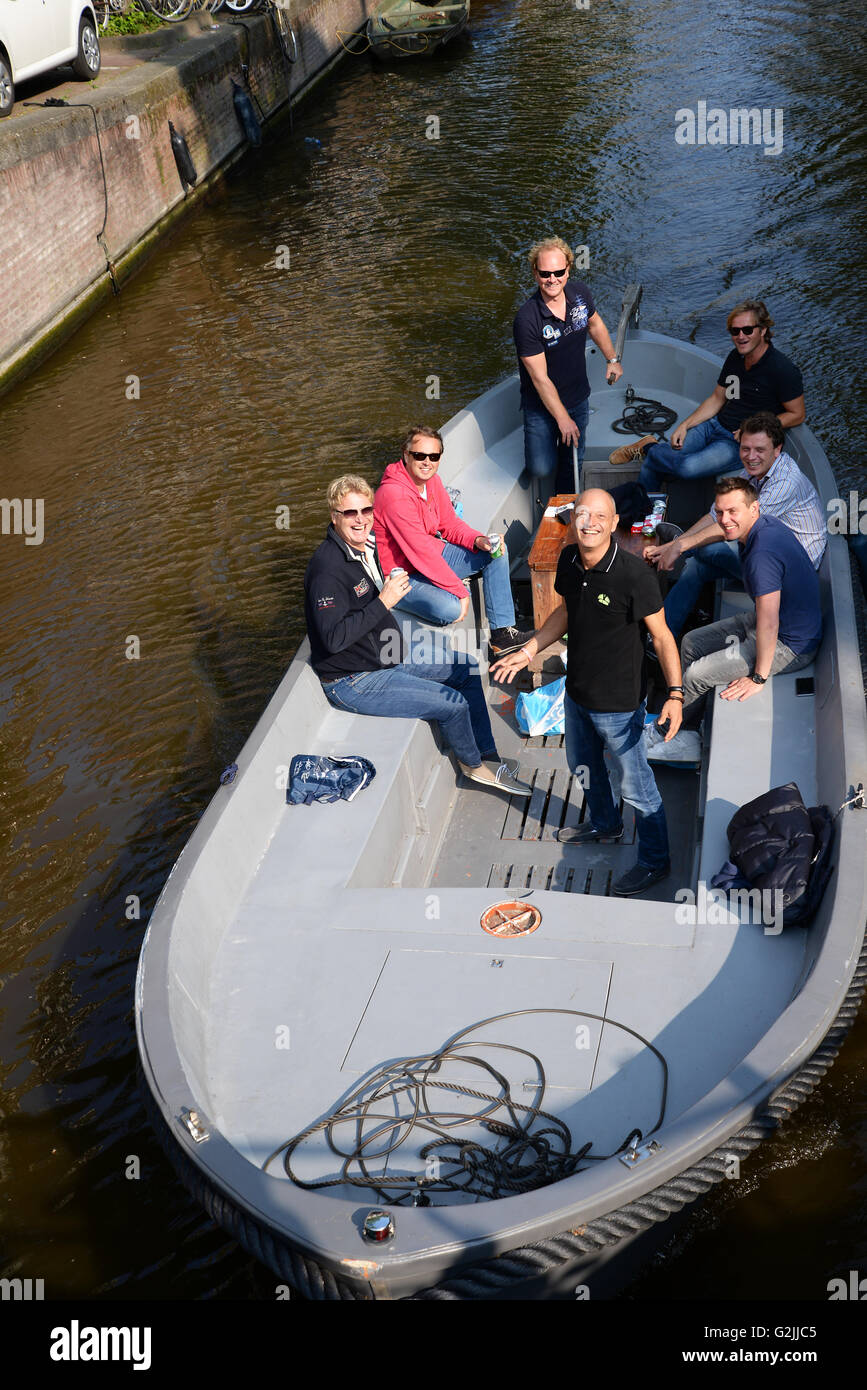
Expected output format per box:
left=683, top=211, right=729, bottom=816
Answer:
left=304, top=527, right=403, bottom=681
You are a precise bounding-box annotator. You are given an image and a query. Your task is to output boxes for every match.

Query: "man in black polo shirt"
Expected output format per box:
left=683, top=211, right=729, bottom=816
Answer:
left=513, top=236, right=622, bottom=512
left=636, top=300, right=805, bottom=491
left=492, top=490, right=684, bottom=897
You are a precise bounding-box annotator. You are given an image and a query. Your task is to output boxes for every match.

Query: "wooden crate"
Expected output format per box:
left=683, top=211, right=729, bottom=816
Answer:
left=527, top=494, right=575, bottom=679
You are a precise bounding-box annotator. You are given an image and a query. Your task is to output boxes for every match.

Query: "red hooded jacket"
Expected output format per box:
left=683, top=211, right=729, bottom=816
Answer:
left=373, top=460, right=485, bottom=600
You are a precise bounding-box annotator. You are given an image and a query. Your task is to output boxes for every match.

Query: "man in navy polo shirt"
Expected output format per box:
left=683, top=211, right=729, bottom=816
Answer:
left=513, top=237, right=622, bottom=512
left=636, top=300, right=805, bottom=491
left=491, top=489, right=685, bottom=898
left=678, top=477, right=822, bottom=727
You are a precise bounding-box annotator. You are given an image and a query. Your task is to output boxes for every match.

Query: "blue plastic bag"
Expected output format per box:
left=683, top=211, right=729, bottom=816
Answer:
left=515, top=676, right=565, bottom=737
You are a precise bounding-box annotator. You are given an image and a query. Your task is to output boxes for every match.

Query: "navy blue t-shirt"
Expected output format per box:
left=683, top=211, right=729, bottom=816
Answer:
left=513, top=280, right=596, bottom=412
left=741, top=514, right=822, bottom=654
left=716, top=343, right=803, bottom=433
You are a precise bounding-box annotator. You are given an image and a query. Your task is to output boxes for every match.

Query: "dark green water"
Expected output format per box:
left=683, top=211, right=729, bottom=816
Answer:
left=1, top=0, right=865, bottom=1301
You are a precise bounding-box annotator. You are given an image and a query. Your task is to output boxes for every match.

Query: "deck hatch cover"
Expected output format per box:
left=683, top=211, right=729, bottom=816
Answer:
left=341, top=948, right=613, bottom=1092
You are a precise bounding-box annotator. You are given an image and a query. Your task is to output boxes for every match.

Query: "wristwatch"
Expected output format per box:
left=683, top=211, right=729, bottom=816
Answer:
left=750, top=672, right=766, bottom=685
left=607, top=355, right=620, bottom=364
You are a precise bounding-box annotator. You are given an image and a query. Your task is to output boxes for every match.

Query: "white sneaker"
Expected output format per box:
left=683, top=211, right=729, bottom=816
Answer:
left=643, top=725, right=702, bottom=764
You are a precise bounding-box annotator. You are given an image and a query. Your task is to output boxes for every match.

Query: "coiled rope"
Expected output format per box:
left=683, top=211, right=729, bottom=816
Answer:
left=611, top=389, right=678, bottom=437
left=262, top=1008, right=668, bottom=1204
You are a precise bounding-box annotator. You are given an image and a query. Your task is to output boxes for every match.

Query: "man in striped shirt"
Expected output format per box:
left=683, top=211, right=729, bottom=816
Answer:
left=644, top=412, right=826, bottom=640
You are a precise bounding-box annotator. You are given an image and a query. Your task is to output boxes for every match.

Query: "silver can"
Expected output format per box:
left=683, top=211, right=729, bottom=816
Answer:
left=487, top=533, right=503, bottom=558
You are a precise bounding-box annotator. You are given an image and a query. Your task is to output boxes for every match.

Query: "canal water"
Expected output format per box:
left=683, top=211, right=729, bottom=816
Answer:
left=1, top=0, right=865, bottom=1301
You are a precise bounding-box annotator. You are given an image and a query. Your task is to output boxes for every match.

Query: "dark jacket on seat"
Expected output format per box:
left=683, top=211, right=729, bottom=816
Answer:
left=725, top=781, right=834, bottom=928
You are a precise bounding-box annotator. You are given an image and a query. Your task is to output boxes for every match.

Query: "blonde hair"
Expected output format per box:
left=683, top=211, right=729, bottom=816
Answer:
left=326, top=475, right=374, bottom=512
left=726, top=299, right=774, bottom=342
left=528, top=237, right=574, bottom=273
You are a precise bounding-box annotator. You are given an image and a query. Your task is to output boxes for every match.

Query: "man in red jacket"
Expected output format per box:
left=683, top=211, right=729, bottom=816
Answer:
left=373, top=426, right=534, bottom=656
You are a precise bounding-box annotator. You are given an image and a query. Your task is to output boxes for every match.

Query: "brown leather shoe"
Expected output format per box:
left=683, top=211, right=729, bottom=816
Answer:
left=608, top=434, right=657, bottom=466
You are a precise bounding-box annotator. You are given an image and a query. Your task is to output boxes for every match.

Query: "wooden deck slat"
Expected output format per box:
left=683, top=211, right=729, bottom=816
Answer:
left=562, top=773, right=586, bottom=831
left=521, top=769, right=553, bottom=842
left=541, top=768, right=571, bottom=841
left=501, top=769, right=537, bottom=840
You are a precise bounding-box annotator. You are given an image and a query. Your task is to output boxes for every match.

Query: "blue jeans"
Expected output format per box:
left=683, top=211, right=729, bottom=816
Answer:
left=523, top=397, right=590, bottom=495
left=321, top=653, right=497, bottom=767
left=663, top=540, right=743, bottom=639
left=395, top=541, right=516, bottom=629
left=639, top=418, right=741, bottom=492
left=564, top=693, right=669, bottom=869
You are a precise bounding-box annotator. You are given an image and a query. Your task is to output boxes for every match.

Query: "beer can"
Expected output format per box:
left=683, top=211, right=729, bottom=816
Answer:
left=487, top=533, right=503, bottom=558
left=389, top=567, right=406, bottom=578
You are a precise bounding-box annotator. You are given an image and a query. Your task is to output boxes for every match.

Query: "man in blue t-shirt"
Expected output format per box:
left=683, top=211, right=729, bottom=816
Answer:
left=678, top=476, right=822, bottom=727
left=513, top=237, right=622, bottom=511
left=629, top=300, right=806, bottom=491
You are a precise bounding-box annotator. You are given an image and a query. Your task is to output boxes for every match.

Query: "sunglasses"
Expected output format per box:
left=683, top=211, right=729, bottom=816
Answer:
left=537, top=267, right=567, bottom=279
left=407, top=451, right=442, bottom=462
left=335, top=505, right=373, bottom=518
left=730, top=324, right=758, bottom=337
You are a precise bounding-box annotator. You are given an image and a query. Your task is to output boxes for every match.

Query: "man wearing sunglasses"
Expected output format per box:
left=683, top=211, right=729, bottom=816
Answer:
left=633, top=300, right=805, bottom=492
left=513, top=237, right=623, bottom=510
left=374, top=426, right=534, bottom=657
left=644, top=412, right=825, bottom=643
left=304, top=475, right=532, bottom=799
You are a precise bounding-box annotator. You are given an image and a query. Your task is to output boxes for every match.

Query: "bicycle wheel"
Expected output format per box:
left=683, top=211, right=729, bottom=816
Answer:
left=220, top=0, right=263, bottom=12
left=143, top=0, right=196, bottom=20
left=92, top=1, right=111, bottom=29
left=270, top=4, right=298, bottom=63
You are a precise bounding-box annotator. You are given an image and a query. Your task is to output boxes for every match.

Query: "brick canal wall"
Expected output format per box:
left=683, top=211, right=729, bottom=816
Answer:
left=0, top=3, right=375, bottom=394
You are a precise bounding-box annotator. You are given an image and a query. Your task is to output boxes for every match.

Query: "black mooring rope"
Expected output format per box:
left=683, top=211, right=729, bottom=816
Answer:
left=262, top=1008, right=668, bottom=1204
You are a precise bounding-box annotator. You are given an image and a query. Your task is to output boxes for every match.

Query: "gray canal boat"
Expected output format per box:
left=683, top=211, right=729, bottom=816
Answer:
left=135, top=291, right=867, bottom=1300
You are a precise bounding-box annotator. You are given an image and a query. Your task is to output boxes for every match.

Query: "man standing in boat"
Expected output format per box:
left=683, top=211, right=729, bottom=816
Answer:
left=304, top=474, right=532, bottom=798
left=619, top=301, right=805, bottom=490
left=513, top=237, right=623, bottom=512
left=491, top=489, right=684, bottom=897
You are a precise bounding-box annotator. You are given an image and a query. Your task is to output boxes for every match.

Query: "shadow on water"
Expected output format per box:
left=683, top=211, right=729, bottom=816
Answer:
left=0, top=585, right=313, bottom=1300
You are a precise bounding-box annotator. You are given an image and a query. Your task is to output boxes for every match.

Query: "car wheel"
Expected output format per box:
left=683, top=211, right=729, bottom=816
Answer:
left=0, top=53, right=14, bottom=117
left=72, top=15, right=101, bottom=80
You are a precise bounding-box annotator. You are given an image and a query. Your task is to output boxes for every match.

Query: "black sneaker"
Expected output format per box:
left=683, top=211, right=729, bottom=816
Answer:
left=556, top=822, right=624, bottom=845
left=612, top=862, right=671, bottom=896
left=489, top=626, right=535, bottom=657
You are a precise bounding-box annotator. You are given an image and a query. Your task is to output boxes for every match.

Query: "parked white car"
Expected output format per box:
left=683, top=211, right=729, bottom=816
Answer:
left=0, top=1, right=100, bottom=117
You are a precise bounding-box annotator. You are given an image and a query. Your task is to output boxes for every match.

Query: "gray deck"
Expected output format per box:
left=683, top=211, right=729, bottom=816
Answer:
left=433, top=679, right=699, bottom=901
